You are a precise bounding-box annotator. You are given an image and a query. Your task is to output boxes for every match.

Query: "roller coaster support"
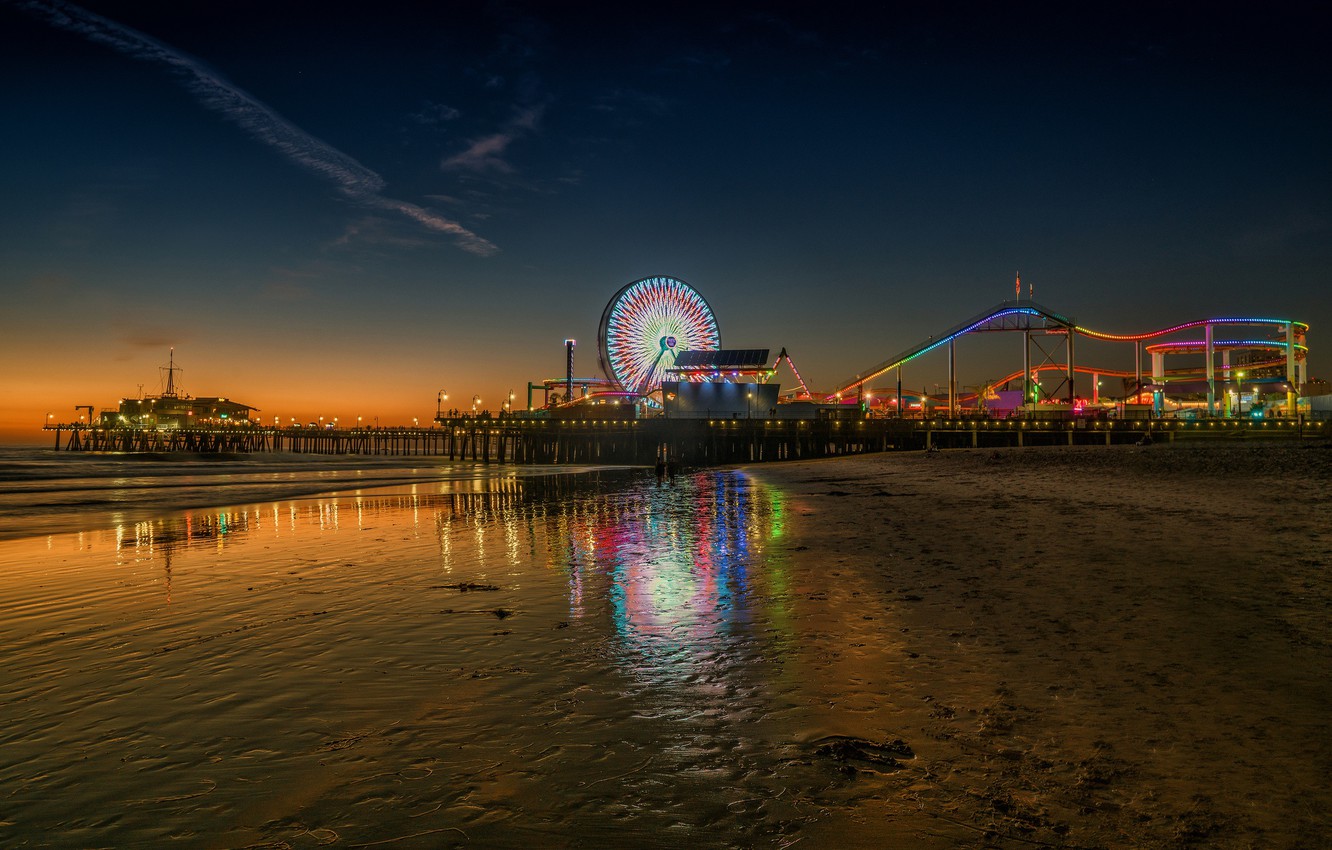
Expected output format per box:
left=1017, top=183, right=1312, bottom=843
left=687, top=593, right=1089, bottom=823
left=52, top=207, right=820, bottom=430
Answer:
left=1067, top=330, right=1075, bottom=405
left=896, top=365, right=903, bottom=419
left=1022, top=330, right=1031, bottom=412
left=1135, top=342, right=1143, bottom=405
left=1152, top=350, right=1165, bottom=416
left=1205, top=323, right=1216, bottom=416
left=1287, top=323, right=1298, bottom=417
left=948, top=339, right=956, bottom=417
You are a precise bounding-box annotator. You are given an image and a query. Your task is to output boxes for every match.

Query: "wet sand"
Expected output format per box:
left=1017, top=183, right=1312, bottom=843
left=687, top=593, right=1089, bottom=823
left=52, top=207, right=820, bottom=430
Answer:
left=744, top=443, right=1332, bottom=848
left=0, top=445, right=1328, bottom=848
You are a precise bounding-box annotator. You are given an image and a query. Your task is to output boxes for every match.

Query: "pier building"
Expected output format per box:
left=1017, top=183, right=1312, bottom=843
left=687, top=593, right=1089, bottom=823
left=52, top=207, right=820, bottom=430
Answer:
left=94, top=350, right=258, bottom=430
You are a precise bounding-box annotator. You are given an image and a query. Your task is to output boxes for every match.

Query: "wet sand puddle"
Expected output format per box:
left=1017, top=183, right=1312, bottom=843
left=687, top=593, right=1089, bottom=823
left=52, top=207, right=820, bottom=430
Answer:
left=0, top=471, right=922, bottom=849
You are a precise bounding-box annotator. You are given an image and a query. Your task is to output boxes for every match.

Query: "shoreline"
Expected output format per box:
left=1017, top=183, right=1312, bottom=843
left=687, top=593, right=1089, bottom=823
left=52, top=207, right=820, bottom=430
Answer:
left=0, top=448, right=631, bottom=542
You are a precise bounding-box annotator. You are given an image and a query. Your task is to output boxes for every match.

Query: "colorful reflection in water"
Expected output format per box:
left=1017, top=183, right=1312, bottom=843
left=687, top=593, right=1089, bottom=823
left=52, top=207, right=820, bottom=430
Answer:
left=545, top=470, right=793, bottom=691
left=94, top=471, right=794, bottom=672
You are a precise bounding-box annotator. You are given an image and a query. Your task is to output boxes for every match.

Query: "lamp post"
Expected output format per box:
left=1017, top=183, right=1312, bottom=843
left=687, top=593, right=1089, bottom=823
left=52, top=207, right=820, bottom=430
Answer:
left=437, top=390, right=448, bottom=419
left=746, top=389, right=753, bottom=419
left=46, top=412, right=53, bottom=427
left=472, top=395, right=481, bottom=414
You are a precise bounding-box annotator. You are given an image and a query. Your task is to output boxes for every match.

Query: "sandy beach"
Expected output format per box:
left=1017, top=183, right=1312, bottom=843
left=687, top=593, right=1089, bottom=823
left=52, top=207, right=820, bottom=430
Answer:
left=0, top=443, right=1328, bottom=848
left=743, top=443, right=1332, bottom=848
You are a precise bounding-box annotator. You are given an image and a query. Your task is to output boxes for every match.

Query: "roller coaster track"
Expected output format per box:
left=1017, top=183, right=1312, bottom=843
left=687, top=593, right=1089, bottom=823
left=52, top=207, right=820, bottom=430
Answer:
left=828, top=299, right=1308, bottom=399
left=984, top=357, right=1291, bottom=393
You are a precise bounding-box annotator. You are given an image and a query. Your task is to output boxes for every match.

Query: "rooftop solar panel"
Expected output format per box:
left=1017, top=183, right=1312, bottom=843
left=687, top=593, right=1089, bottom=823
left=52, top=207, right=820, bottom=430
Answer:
left=670, top=349, right=770, bottom=370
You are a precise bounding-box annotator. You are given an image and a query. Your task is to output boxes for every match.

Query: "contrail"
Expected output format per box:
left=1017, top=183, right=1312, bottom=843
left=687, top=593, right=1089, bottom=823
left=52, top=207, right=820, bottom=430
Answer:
left=15, top=0, right=498, bottom=257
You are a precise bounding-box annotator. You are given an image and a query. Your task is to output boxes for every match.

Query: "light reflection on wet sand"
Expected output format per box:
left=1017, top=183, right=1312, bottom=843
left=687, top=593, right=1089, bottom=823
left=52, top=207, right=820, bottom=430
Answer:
left=0, top=470, right=909, bottom=848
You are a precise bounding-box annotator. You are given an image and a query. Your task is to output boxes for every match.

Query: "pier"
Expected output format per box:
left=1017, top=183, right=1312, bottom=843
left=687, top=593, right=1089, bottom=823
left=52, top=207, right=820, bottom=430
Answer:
left=42, top=416, right=1317, bottom=464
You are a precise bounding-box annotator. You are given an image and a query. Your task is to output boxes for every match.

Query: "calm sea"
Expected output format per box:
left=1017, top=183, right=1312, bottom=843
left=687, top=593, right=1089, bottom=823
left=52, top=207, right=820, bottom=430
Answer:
left=0, top=446, right=611, bottom=540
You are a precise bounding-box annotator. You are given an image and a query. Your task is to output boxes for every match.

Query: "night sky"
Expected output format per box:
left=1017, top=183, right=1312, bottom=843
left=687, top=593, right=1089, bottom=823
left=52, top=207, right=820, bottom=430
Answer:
left=3, top=0, right=1329, bottom=440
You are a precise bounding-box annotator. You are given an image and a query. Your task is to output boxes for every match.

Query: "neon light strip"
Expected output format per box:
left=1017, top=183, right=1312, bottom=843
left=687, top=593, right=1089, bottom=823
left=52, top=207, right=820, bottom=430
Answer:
left=1074, top=317, right=1308, bottom=342
left=900, top=308, right=1040, bottom=365
left=784, top=353, right=811, bottom=396
left=832, top=305, right=1308, bottom=398
left=1140, top=339, right=1305, bottom=351
left=840, top=308, right=1040, bottom=392
left=975, top=357, right=1292, bottom=389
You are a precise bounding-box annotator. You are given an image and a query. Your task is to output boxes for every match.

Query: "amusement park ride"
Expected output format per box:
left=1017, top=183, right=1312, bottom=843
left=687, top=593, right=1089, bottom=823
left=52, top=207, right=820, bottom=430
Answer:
left=527, top=275, right=1311, bottom=421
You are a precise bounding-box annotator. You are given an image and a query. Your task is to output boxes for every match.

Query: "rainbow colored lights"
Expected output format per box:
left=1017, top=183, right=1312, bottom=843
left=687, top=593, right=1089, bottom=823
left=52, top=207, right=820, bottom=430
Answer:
left=829, top=301, right=1308, bottom=398
left=598, top=276, right=721, bottom=395
left=1143, top=339, right=1308, bottom=353
left=1074, top=317, right=1308, bottom=343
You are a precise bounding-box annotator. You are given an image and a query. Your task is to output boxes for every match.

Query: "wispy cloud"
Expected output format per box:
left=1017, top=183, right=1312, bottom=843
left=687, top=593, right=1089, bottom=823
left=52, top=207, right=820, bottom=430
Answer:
left=17, top=0, right=498, bottom=257
left=119, top=329, right=181, bottom=349
left=330, top=216, right=431, bottom=250
left=411, top=100, right=461, bottom=126
left=442, top=104, right=544, bottom=174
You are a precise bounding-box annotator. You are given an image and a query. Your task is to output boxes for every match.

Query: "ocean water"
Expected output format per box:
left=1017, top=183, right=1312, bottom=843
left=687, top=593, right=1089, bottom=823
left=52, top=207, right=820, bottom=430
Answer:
left=0, top=446, right=605, bottom=541
left=0, top=460, right=887, bottom=848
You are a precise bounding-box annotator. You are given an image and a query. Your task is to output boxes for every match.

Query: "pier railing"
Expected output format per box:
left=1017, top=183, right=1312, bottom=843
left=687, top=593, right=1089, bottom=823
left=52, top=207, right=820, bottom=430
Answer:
left=42, top=416, right=1318, bottom=463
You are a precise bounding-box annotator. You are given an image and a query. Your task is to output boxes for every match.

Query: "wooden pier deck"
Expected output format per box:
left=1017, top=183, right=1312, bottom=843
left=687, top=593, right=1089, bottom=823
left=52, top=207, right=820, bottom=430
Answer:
left=42, top=416, right=1316, bottom=464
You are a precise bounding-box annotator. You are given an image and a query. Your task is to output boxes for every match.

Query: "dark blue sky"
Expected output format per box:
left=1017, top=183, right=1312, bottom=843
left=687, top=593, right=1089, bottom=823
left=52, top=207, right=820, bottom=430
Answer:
left=2, top=0, right=1329, bottom=434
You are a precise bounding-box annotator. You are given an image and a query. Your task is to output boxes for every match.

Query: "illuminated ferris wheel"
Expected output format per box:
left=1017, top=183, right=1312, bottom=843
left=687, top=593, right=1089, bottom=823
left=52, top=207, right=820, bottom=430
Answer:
left=598, top=276, right=721, bottom=395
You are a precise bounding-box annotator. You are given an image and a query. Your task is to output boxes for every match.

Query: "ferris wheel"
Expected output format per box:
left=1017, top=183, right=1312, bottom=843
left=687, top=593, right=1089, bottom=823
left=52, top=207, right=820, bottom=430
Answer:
left=598, top=276, right=721, bottom=396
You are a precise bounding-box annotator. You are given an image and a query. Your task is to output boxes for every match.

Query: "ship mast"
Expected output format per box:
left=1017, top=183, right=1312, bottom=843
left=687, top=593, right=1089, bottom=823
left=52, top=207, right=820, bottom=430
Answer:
left=161, top=348, right=182, bottom=398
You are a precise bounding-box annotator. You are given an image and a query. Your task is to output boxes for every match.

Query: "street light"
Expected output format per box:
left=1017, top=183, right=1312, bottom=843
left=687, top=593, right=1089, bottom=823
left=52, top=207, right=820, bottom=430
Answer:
left=437, top=389, right=448, bottom=418
left=472, top=395, right=481, bottom=413
left=746, top=389, right=754, bottom=419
